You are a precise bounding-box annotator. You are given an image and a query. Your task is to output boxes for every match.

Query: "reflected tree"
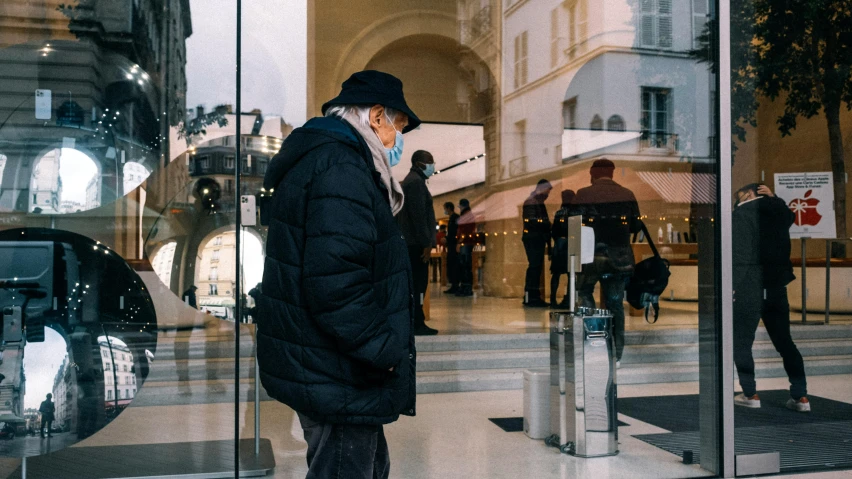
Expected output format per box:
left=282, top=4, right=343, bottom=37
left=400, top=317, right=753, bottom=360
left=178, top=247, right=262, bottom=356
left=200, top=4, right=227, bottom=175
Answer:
left=695, top=1, right=852, bottom=256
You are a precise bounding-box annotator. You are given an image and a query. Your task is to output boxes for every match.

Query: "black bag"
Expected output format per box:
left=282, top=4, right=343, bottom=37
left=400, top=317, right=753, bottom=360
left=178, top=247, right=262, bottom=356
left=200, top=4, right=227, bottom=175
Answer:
left=626, top=222, right=670, bottom=323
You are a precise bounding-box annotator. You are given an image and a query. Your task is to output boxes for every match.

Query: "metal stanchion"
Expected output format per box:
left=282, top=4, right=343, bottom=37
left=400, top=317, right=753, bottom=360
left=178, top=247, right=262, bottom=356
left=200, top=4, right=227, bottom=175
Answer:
left=826, top=240, right=831, bottom=325
left=255, top=357, right=261, bottom=455
left=801, top=237, right=808, bottom=323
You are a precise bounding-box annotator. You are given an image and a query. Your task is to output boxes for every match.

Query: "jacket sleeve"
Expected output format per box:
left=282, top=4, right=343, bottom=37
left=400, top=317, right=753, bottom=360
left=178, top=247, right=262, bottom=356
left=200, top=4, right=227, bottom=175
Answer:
left=302, top=162, right=403, bottom=371
left=426, top=190, right=437, bottom=248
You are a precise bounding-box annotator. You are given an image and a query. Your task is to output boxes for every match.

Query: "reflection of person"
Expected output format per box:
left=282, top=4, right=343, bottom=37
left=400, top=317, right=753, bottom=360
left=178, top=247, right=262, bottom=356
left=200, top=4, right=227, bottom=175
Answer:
left=443, top=202, right=461, bottom=294
left=436, top=225, right=447, bottom=251
left=732, top=183, right=810, bottom=412
left=570, top=159, right=641, bottom=366
left=522, top=180, right=553, bottom=307
left=39, top=393, right=55, bottom=438
left=550, top=189, right=576, bottom=307
left=182, top=285, right=198, bottom=309
left=397, top=150, right=439, bottom=336
left=456, top=198, right=476, bottom=297
left=258, top=70, right=419, bottom=478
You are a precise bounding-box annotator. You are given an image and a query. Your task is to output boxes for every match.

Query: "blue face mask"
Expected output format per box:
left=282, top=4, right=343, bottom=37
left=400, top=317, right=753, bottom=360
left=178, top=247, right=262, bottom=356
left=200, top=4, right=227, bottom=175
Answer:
left=384, top=129, right=404, bottom=167
left=422, top=163, right=435, bottom=177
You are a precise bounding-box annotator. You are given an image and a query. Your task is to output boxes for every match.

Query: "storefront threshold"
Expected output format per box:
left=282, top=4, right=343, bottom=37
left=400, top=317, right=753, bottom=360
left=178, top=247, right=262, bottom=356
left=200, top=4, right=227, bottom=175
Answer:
left=15, top=439, right=274, bottom=478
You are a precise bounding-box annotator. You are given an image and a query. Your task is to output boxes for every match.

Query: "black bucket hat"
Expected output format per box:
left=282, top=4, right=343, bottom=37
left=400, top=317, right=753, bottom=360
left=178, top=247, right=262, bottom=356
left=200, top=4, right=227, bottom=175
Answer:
left=321, top=70, right=421, bottom=133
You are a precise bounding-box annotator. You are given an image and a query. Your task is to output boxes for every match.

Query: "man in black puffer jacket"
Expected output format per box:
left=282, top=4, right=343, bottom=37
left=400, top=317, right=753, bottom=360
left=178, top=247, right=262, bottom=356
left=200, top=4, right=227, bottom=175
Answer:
left=257, top=71, right=420, bottom=479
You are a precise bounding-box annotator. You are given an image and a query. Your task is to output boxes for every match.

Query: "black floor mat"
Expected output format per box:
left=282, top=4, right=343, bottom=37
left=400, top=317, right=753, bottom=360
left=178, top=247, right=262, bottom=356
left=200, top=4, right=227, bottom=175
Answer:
left=635, top=421, right=852, bottom=474
left=489, top=417, right=628, bottom=433
left=616, top=390, right=852, bottom=432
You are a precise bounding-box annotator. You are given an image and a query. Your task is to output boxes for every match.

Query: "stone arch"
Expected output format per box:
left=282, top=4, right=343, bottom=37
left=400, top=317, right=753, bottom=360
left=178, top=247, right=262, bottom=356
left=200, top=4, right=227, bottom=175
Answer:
left=29, top=146, right=102, bottom=214
left=330, top=11, right=498, bottom=104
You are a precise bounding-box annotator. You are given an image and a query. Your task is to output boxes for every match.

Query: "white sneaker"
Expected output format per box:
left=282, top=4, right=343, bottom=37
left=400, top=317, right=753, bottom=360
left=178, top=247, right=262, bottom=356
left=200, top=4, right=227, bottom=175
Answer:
left=616, top=361, right=621, bottom=369
left=786, top=397, right=811, bottom=413
left=734, top=393, right=761, bottom=408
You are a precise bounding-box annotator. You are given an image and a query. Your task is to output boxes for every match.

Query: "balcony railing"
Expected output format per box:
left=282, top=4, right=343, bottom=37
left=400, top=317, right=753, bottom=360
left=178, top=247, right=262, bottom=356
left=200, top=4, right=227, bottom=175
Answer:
left=459, top=5, right=492, bottom=45
left=639, top=132, right=679, bottom=153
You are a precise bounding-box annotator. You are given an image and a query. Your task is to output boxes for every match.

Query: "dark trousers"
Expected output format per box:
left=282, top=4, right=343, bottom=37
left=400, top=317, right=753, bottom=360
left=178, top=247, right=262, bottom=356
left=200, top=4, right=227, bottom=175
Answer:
left=577, top=272, right=629, bottom=361
left=298, top=413, right=390, bottom=479
left=459, top=245, right=474, bottom=290
left=408, top=246, right=429, bottom=327
left=522, top=236, right=547, bottom=302
left=550, top=273, right=569, bottom=305
left=445, top=245, right=459, bottom=288
left=40, top=418, right=52, bottom=437
left=734, top=284, right=807, bottom=399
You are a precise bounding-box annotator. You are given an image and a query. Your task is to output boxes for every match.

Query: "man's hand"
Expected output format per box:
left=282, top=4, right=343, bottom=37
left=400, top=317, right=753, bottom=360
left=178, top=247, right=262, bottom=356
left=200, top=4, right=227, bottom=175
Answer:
left=757, top=185, right=774, bottom=197
left=421, top=247, right=431, bottom=263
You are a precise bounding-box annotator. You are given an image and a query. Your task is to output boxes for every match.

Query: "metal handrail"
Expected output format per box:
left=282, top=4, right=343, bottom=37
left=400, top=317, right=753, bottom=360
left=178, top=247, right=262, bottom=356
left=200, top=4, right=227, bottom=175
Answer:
left=798, top=237, right=852, bottom=324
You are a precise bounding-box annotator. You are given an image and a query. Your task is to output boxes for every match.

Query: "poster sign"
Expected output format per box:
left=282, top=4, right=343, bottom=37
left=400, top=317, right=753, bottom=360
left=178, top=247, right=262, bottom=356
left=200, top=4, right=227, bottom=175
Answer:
left=774, top=172, right=836, bottom=238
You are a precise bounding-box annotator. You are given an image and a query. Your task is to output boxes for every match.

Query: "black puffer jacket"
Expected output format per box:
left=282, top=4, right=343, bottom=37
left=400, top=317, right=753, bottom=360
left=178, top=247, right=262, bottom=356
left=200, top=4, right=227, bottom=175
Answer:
left=257, top=116, right=416, bottom=425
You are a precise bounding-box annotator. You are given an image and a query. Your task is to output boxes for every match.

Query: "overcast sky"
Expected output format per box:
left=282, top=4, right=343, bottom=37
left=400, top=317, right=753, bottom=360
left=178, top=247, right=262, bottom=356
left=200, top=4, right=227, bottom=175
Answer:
left=185, top=0, right=308, bottom=126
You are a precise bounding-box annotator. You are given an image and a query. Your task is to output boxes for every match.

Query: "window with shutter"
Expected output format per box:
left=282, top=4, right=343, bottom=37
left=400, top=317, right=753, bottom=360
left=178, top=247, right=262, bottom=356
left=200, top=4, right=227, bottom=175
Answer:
left=658, top=0, right=672, bottom=48
left=514, top=34, right=520, bottom=88
left=692, top=0, right=708, bottom=49
left=522, top=31, right=528, bottom=84
left=578, top=0, right=588, bottom=42
left=568, top=3, right=576, bottom=54
left=550, top=8, right=559, bottom=68
left=640, top=0, right=655, bottom=47
left=640, top=0, right=672, bottom=49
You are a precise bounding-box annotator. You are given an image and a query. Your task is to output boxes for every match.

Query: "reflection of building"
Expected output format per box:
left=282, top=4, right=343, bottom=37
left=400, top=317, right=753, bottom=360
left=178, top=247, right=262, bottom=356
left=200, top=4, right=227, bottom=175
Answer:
left=0, top=0, right=192, bottom=218
left=99, top=338, right=136, bottom=405
left=499, top=0, right=713, bottom=180
left=29, top=149, right=62, bottom=214
left=52, top=357, right=73, bottom=429
left=151, top=241, right=178, bottom=288
left=196, top=232, right=237, bottom=314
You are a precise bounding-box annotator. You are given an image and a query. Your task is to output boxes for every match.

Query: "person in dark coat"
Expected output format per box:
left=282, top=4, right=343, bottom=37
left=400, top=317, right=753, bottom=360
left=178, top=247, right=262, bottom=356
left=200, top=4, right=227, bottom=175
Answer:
left=522, top=179, right=553, bottom=307
left=39, top=393, right=55, bottom=438
left=550, top=189, right=576, bottom=307
left=732, top=183, right=809, bottom=412
left=456, top=198, right=478, bottom=296
left=182, top=285, right=198, bottom=309
left=443, top=202, right=461, bottom=294
left=569, top=159, right=641, bottom=365
left=397, top=150, right=438, bottom=336
left=257, top=70, right=420, bottom=479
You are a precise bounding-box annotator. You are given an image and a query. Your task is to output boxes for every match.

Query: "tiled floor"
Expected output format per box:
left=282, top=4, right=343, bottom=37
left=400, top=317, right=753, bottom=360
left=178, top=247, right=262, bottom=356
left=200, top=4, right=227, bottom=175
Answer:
left=268, top=374, right=852, bottom=479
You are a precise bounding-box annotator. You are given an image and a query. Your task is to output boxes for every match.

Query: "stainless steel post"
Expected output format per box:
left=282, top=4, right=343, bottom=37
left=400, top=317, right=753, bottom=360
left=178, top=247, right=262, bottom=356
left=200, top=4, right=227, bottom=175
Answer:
left=826, top=240, right=831, bottom=325
left=21, top=457, right=25, bottom=479
left=255, top=357, right=260, bottom=455
left=801, top=238, right=807, bottom=323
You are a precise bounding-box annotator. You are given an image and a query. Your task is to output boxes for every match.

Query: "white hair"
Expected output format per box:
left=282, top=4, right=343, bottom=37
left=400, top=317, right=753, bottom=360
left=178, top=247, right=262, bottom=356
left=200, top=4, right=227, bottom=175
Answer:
left=325, top=105, right=400, bottom=128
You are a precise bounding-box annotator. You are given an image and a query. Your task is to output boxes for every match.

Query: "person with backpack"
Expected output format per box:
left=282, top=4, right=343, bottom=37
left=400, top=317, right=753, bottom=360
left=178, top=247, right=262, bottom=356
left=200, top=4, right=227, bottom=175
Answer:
left=569, top=159, right=642, bottom=367
left=732, top=183, right=809, bottom=412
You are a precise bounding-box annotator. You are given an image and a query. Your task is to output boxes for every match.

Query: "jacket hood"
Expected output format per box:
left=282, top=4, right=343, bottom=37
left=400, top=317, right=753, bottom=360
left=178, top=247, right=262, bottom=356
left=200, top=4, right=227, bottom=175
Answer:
left=264, top=116, right=362, bottom=190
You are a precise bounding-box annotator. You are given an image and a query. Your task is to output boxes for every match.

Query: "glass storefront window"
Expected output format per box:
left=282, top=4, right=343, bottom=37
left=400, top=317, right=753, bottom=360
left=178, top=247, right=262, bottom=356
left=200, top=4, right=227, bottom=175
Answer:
left=0, top=0, right=849, bottom=477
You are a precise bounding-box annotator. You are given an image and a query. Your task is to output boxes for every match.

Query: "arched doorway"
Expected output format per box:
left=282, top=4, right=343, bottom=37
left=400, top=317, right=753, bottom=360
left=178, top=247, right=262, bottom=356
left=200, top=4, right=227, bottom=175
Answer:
left=29, top=148, right=100, bottom=214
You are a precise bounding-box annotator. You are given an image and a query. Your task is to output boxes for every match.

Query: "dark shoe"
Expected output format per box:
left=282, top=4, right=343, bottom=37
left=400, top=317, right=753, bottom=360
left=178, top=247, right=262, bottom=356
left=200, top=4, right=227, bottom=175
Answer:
left=523, top=299, right=549, bottom=308
left=455, top=287, right=473, bottom=297
left=444, top=287, right=460, bottom=294
left=414, top=323, right=439, bottom=336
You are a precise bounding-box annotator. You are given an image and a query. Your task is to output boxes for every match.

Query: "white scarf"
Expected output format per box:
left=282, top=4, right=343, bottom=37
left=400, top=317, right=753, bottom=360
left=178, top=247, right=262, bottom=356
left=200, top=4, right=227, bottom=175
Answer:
left=341, top=111, right=405, bottom=216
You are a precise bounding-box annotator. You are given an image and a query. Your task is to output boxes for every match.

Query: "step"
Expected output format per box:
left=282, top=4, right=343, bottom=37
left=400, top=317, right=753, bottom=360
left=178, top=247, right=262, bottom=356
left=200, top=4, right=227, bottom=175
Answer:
left=415, top=333, right=547, bottom=353
left=417, top=349, right=548, bottom=372
left=415, top=355, right=852, bottom=393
